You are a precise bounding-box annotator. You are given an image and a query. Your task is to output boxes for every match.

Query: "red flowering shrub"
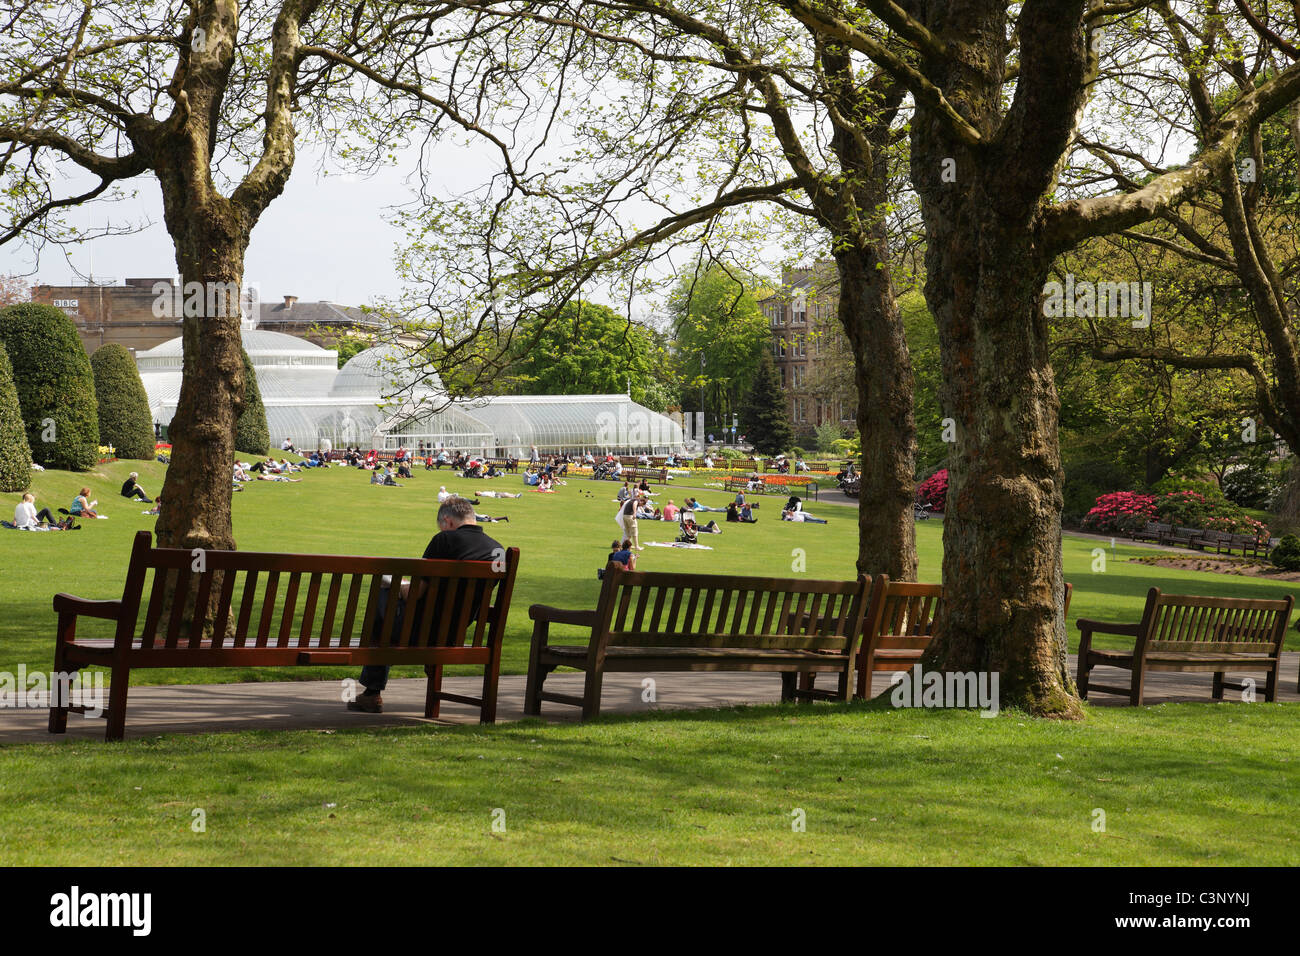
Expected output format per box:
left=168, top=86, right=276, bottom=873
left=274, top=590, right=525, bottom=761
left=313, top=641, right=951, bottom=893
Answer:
left=1083, top=488, right=1268, bottom=538
left=1081, top=491, right=1157, bottom=533
left=917, top=469, right=948, bottom=512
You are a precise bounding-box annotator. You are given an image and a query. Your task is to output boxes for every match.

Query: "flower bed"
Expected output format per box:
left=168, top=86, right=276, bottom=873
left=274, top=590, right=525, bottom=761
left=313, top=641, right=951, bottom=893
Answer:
left=97, top=445, right=117, bottom=464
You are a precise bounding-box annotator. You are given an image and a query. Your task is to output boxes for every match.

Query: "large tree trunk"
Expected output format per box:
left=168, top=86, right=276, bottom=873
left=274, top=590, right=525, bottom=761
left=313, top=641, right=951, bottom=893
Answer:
left=909, top=0, right=1085, bottom=717
left=837, top=246, right=918, bottom=581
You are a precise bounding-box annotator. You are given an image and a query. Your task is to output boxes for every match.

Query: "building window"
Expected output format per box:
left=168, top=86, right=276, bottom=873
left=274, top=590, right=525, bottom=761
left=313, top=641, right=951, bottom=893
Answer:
left=793, top=365, right=804, bottom=388
left=781, top=367, right=787, bottom=389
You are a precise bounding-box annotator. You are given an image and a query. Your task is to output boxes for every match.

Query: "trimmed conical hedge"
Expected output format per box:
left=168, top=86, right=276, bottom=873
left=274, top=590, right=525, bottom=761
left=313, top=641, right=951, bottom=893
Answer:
left=739, top=352, right=794, bottom=456
left=0, top=302, right=99, bottom=470
left=91, top=343, right=156, bottom=460
left=0, top=342, right=32, bottom=492
left=234, top=348, right=270, bottom=456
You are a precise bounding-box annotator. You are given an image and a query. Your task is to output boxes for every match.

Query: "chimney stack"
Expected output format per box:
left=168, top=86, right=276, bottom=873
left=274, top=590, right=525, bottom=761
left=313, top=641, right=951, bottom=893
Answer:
left=283, top=295, right=297, bottom=309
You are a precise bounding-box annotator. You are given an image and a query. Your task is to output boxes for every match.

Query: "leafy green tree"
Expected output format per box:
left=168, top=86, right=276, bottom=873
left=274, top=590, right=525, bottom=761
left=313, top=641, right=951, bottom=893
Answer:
left=0, top=303, right=99, bottom=470
left=0, top=342, right=32, bottom=492
left=740, top=352, right=793, bottom=456
left=91, top=344, right=156, bottom=460
left=234, top=350, right=269, bottom=457
left=508, top=301, right=662, bottom=403
left=668, top=265, right=769, bottom=429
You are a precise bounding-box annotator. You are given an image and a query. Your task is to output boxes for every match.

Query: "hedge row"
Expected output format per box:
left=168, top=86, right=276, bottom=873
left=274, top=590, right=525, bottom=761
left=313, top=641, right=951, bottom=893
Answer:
left=91, top=343, right=156, bottom=460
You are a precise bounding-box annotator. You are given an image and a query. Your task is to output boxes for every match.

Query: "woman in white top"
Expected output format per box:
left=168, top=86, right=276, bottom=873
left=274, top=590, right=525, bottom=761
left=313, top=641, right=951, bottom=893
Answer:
left=12, top=493, right=72, bottom=530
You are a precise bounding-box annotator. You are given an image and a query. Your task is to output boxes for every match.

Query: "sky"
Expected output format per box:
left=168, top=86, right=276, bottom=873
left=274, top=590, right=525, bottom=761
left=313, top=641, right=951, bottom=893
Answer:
left=1, top=147, right=422, bottom=309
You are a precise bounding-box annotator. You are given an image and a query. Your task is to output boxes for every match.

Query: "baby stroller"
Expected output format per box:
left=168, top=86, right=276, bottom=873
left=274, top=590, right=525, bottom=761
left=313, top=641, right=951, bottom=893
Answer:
left=678, top=510, right=699, bottom=544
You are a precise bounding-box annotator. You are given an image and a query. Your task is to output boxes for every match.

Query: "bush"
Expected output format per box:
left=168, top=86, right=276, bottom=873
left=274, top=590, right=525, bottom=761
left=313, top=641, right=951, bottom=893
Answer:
left=0, top=342, right=32, bottom=492
left=917, top=468, right=948, bottom=512
left=90, top=344, right=156, bottom=460
left=1080, top=491, right=1157, bottom=534
left=234, top=349, right=270, bottom=456
left=1082, top=488, right=1268, bottom=538
left=1222, top=461, right=1282, bottom=510
left=0, top=303, right=99, bottom=470
left=717, top=447, right=744, bottom=459
left=1271, top=534, right=1300, bottom=571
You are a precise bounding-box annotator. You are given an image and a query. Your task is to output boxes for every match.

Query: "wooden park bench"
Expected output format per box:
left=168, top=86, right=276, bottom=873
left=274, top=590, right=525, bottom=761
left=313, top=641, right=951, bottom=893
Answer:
left=488, top=457, right=520, bottom=473
left=1076, top=588, right=1292, bottom=705
left=623, top=467, right=669, bottom=485
left=49, top=531, right=520, bottom=740
left=802, top=580, right=1072, bottom=699
left=524, top=566, right=872, bottom=719
left=1129, top=521, right=1171, bottom=545
left=723, top=475, right=819, bottom=500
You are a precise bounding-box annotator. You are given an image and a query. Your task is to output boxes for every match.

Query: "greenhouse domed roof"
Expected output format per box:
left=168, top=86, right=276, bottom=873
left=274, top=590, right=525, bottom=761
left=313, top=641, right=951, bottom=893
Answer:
left=333, top=345, right=443, bottom=396
left=135, top=328, right=337, bottom=372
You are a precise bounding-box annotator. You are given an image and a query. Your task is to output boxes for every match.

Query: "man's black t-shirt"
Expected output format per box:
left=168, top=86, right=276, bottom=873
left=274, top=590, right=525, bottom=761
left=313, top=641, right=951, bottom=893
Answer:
left=398, top=523, right=506, bottom=642
left=422, top=523, right=503, bottom=562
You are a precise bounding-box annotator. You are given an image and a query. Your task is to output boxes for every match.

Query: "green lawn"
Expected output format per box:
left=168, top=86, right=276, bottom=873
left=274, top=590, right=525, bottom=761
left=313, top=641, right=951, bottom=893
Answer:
left=1, top=701, right=1295, bottom=865
left=3, top=459, right=1299, bottom=866
left=2, top=456, right=1297, bottom=686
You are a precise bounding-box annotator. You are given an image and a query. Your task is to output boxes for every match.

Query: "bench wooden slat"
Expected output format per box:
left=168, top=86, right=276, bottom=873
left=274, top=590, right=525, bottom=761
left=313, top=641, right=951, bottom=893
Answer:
left=233, top=569, right=258, bottom=647
left=607, top=632, right=850, bottom=651
left=163, top=566, right=192, bottom=650
left=255, top=571, right=280, bottom=647
left=211, top=569, right=237, bottom=651
left=188, top=569, right=214, bottom=650
left=297, top=572, right=323, bottom=648
left=277, top=572, right=302, bottom=648
left=339, top=573, right=364, bottom=646
left=318, top=572, right=343, bottom=647
left=358, top=574, right=383, bottom=647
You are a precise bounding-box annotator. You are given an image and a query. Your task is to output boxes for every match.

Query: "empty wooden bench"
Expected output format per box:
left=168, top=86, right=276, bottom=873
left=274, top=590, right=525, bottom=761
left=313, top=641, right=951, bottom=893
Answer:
left=1076, top=588, right=1291, bottom=705
left=525, top=566, right=871, bottom=719
left=50, top=530, right=519, bottom=740
left=805, top=580, right=1073, bottom=699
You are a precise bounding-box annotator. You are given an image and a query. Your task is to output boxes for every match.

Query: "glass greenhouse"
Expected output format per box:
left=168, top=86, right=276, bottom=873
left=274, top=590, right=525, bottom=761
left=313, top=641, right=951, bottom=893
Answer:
left=135, top=330, right=684, bottom=454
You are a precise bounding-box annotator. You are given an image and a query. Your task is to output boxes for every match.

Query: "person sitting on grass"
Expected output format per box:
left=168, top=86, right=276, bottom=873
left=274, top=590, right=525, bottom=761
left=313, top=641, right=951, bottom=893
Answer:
left=371, top=464, right=401, bottom=486
left=68, top=488, right=102, bottom=519
left=120, top=472, right=153, bottom=502
left=740, top=502, right=756, bottom=522
left=145, top=493, right=163, bottom=516
left=6, top=493, right=76, bottom=530
left=604, top=538, right=637, bottom=572
left=662, top=499, right=679, bottom=521
left=396, top=458, right=413, bottom=480
left=347, top=496, right=506, bottom=714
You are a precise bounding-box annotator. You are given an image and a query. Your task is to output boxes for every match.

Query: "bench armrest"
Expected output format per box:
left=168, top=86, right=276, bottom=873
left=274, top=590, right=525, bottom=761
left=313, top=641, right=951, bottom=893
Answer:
left=1075, top=619, right=1141, bottom=637
left=528, top=605, right=599, bottom=628
left=52, top=593, right=123, bottom=621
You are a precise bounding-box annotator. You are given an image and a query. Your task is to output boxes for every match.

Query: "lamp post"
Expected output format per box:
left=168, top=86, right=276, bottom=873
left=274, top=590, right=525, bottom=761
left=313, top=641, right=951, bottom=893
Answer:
left=699, top=353, right=706, bottom=448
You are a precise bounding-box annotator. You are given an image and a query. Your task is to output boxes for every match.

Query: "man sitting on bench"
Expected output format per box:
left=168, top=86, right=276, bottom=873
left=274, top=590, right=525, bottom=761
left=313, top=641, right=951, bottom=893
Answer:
left=348, top=496, right=505, bottom=714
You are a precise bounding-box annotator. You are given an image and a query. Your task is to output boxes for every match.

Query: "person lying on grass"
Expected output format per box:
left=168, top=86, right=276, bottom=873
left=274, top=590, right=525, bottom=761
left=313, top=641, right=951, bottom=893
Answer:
left=683, top=496, right=726, bottom=513
left=347, top=495, right=506, bottom=714
left=782, top=508, right=827, bottom=524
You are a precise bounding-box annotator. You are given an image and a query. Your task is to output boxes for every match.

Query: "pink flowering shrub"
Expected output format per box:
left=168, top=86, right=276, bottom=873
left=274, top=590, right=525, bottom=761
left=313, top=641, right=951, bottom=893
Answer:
left=1081, top=491, right=1157, bottom=533
left=1084, top=488, right=1268, bottom=538
left=916, top=469, right=948, bottom=512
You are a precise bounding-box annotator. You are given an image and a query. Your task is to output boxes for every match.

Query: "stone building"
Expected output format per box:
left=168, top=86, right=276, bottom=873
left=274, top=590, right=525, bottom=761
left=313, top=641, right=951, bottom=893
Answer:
left=757, top=261, right=856, bottom=434
left=31, top=276, right=382, bottom=355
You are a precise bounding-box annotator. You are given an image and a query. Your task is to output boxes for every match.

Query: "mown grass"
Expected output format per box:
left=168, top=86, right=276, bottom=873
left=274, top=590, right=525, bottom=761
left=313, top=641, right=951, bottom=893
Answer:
left=2, top=457, right=1297, bottom=686
left=0, top=701, right=1295, bottom=865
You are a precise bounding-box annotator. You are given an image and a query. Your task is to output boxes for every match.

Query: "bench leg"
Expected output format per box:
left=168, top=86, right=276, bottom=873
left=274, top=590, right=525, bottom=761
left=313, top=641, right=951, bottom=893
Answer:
left=780, top=671, right=797, bottom=702
left=424, top=664, right=443, bottom=719
left=1212, top=671, right=1225, bottom=701
left=479, top=657, right=500, bottom=725
left=48, top=620, right=77, bottom=734
left=581, top=669, right=604, bottom=721
left=1129, top=663, right=1146, bottom=707
left=105, top=663, right=130, bottom=742
left=1265, top=665, right=1277, bottom=703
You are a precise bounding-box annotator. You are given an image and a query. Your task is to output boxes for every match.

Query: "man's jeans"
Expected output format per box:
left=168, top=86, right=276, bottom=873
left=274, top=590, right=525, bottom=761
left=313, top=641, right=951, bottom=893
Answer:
left=358, top=585, right=404, bottom=693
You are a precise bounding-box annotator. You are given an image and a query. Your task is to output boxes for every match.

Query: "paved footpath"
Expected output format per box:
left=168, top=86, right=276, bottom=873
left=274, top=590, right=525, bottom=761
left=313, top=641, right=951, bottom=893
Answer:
left=2, top=654, right=1296, bottom=743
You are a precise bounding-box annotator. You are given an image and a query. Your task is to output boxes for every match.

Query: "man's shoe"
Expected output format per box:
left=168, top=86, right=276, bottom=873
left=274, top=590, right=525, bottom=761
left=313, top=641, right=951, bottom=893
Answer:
left=347, top=693, right=383, bottom=713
